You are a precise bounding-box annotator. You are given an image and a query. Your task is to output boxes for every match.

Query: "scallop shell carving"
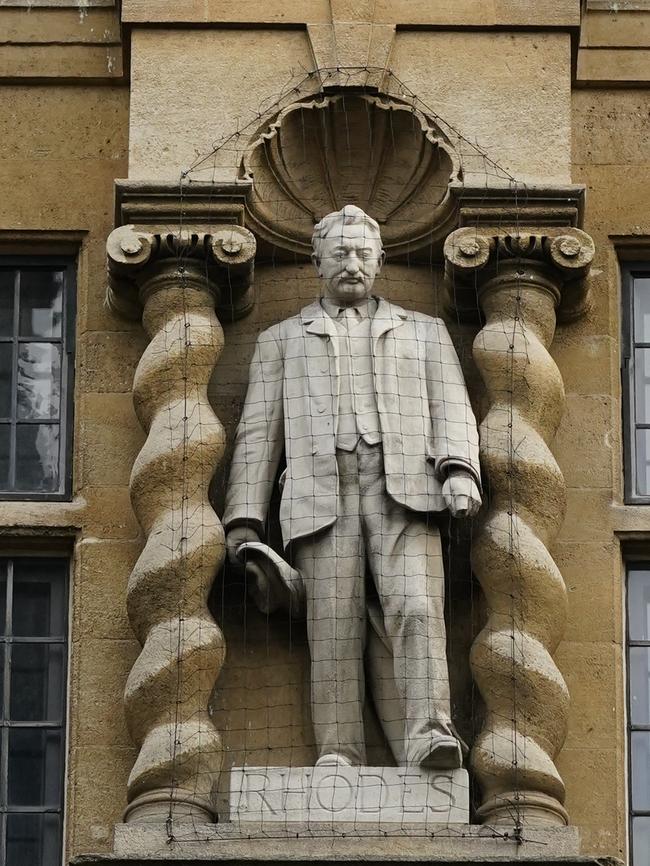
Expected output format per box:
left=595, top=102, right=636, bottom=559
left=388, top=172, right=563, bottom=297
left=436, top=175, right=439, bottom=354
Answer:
left=241, top=92, right=461, bottom=257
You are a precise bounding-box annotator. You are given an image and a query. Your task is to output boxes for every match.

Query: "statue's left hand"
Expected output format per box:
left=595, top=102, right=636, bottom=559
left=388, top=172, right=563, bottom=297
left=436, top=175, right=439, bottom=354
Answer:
left=442, top=472, right=482, bottom=518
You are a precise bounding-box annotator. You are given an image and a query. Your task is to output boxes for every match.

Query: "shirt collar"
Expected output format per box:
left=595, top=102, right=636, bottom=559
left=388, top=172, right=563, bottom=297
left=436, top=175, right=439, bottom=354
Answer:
left=320, top=296, right=377, bottom=320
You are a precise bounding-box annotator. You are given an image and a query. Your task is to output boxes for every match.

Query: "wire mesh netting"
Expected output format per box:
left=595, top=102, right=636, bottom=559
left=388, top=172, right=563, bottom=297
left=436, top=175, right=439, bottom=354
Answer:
left=124, top=65, right=556, bottom=853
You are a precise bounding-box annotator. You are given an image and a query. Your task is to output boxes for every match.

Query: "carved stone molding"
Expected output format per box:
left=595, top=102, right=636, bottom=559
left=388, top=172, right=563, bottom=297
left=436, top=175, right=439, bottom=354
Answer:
left=444, top=225, right=594, bottom=828
left=106, top=224, right=256, bottom=823
left=240, top=91, right=461, bottom=257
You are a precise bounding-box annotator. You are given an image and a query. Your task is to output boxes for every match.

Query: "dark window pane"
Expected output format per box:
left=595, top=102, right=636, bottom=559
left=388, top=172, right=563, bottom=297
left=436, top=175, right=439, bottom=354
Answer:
left=0, top=643, right=4, bottom=718
left=17, top=343, right=61, bottom=421
left=18, top=271, right=63, bottom=339
left=637, top=348, right=650, bottom=424
left=0, top=424, right=9, bottom=489
left=636, top=429, right=650, bottom=497
left=0, top=567, right=5, bottom=637
left=629, top=570, right=650, bottom=641
left=7, top=728, right=63, bottom=808
left=6, top=813, right=61, bottom=866
left=635, top=277, right=650, bottom=343
left=0, top=270, right=15, bottom=338
left=633, top=816, right=650, bottom=866
left=15, top=424, right=59, bottom=493
left=632, top=731, right=650, bottom=811
left=12, top=560, right=66, bottom=638
left=10, top=644, right=65, bottom=722
left=0, top=343, right=12, bottom=418
left=631, top=647, right=650, bottom=725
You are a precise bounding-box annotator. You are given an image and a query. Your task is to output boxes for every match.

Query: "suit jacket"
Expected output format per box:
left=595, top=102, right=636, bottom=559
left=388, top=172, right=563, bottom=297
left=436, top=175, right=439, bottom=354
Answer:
left=223, top=297, right=481, bottom=548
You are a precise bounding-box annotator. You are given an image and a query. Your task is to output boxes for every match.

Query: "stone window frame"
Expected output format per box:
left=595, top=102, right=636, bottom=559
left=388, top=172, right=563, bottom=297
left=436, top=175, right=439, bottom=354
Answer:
left=0, top=256, right=76, bottom=502
left=0, top=549, right=70, bottom=866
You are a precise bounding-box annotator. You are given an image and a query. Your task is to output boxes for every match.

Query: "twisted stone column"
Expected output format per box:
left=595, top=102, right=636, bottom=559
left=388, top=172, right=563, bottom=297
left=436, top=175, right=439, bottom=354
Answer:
left=444, top=229, right=594, bottom=828
left=107, top=225, right=256, bottom=823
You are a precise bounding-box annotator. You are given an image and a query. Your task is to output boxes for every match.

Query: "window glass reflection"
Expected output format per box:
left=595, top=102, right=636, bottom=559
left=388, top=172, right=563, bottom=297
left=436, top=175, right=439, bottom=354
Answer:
left=632, top=731, right=650, bottom=812
left=0, top=343, right=12, bottom=418
left=18, top=271, right=63, bottom=339
left=635, top=278, right=650, bottom=343
left=634, top=816, right=650, bottom=866
left=636, top=429, right=650, bottom=497
left=17, top=343, right=61, bottom=421
left=631, top=647, right=650, bottom=726
left=14, top=424, right=59, bottom=493
left=0, top=263, right=71, bottom=496
left=636, top=348, right=650, bottom=425
left=629, top=570, right=650, bottom=640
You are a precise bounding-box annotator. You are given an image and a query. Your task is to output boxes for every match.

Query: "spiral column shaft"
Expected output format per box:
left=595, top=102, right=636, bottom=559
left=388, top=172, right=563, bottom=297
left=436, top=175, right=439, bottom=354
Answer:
left=124, top=265, right=226, bottom=822
left=445, top=228, right=594, bottom=828
left=106, top=225, right=256, bottom=824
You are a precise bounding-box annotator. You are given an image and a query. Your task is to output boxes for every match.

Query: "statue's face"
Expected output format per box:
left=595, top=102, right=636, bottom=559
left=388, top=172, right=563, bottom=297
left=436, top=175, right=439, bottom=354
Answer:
left=313, top=221, right=384, bottom=305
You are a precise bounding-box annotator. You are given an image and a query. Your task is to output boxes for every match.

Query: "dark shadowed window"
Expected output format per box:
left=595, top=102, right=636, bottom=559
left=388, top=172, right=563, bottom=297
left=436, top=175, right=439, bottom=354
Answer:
left=0, top=556, right=68, bottom=866
left=0, top=260, right=75, bottom=500
left=627, top=564, right=650, bottom=863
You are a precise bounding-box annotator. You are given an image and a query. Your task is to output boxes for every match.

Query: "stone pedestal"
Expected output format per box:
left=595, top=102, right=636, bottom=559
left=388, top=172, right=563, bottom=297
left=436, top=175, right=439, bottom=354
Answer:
left=229, top=766, right=469, bottom=825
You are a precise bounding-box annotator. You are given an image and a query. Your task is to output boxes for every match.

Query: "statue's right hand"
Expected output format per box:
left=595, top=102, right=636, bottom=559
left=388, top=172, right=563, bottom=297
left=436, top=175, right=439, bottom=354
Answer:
left=226, top=525, right=262, bottom=565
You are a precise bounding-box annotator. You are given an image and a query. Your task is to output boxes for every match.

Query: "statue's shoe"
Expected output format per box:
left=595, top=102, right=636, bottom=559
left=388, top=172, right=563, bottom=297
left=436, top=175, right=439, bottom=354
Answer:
left=419, top=736, right=463, bottom=770
left=315, top=754, right=355, bottom=767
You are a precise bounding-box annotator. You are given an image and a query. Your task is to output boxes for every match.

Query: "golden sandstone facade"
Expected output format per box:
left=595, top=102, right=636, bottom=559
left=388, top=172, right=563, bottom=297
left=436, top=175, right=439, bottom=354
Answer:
left=2, top=1, right=650, bottom=864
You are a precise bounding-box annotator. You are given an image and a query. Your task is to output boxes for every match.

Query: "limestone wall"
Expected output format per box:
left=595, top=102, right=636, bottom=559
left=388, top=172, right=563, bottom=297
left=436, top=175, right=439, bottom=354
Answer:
left=0, top=81, right=138, bottom=854
left=128, top=28, right=572, bottom=186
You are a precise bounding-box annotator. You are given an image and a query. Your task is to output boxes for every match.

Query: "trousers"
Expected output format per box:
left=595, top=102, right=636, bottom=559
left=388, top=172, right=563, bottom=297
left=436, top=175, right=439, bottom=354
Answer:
left=292, top=440, right=454, bottom=766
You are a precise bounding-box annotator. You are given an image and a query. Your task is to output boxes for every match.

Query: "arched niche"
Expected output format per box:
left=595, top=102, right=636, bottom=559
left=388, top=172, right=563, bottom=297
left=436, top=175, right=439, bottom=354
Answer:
left=240, top=88, right=462, bottom=261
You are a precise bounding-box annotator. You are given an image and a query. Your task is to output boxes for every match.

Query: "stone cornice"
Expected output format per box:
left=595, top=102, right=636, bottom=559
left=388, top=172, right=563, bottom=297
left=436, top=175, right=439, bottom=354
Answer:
left=449, top=182, right=586, bottom=229
left=114, top=179, right=253, bottom=232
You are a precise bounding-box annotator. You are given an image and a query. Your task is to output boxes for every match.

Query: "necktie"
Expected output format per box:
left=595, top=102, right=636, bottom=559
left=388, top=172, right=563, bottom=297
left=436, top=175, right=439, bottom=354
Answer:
left=339, top=306, right=360, bottom=328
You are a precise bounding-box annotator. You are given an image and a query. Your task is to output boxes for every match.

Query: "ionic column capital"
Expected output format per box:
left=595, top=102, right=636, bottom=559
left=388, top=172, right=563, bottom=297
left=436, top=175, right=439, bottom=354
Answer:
left=106, top=224, right=257, bottom=320
left=444, top=227, right=595, bottom=321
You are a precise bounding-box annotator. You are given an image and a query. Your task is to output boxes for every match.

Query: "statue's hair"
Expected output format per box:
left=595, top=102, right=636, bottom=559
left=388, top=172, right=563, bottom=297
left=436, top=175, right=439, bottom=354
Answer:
left=312, top=205, right=383, bottom=257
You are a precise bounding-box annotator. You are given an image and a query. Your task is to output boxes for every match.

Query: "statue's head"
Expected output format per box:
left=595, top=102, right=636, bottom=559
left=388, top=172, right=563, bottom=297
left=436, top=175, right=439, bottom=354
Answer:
left=311, top=205, right=385, bottom=305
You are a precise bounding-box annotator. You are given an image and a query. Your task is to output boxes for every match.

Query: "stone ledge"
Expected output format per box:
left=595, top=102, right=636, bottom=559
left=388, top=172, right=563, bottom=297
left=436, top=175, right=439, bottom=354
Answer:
left=71, top=857, right=623, bottom=866
left=66, top=822, right=623, bottom=864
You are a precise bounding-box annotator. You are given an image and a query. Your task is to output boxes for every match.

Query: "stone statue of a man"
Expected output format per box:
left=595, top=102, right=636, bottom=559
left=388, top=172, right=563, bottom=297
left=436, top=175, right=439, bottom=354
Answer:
left=223, top=205, right=481, bottom=770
